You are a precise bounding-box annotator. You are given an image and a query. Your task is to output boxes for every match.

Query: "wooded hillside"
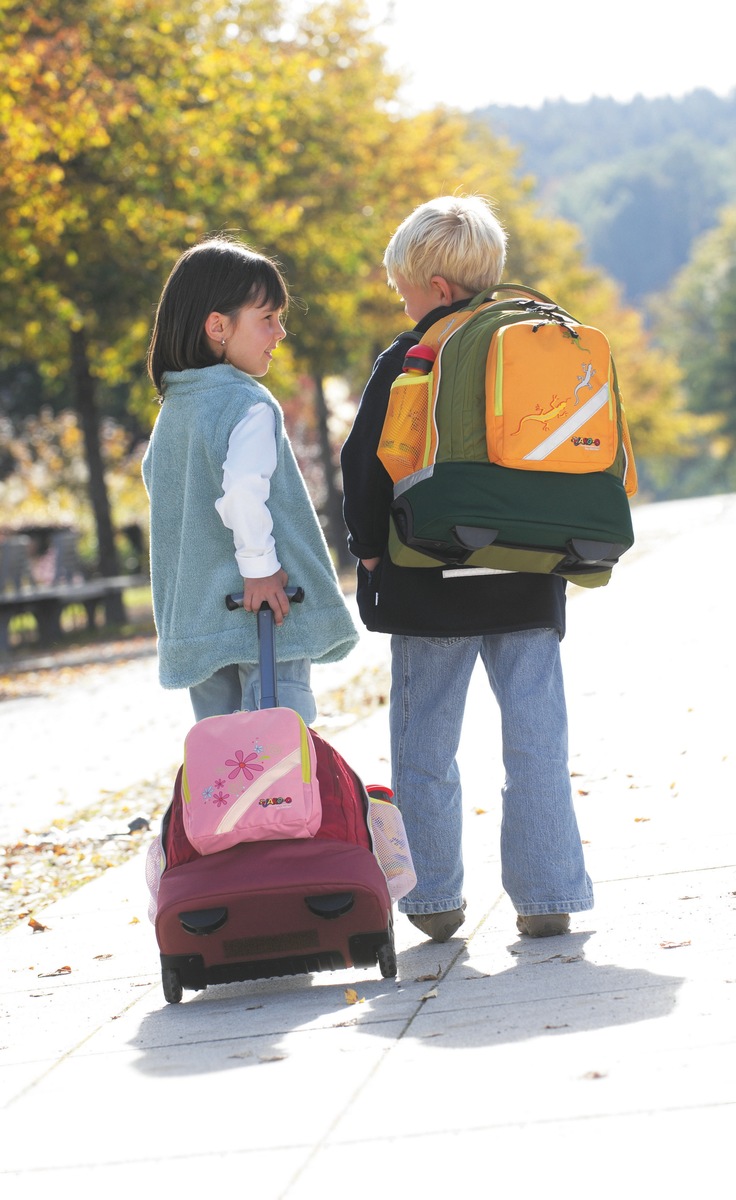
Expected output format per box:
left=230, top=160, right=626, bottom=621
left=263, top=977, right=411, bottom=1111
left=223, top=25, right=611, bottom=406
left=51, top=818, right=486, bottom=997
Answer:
left=475, top=89, right=736, bottom=303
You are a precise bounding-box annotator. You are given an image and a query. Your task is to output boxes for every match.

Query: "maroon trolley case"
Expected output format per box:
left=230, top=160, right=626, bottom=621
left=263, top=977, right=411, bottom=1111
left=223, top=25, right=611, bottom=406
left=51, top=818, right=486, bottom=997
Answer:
left=153, top=590, right=396, bottom=1004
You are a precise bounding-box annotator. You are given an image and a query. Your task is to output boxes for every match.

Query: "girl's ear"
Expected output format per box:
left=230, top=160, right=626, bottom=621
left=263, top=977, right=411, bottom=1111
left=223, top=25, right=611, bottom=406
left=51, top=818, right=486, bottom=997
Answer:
left=204, top=310, right=232, bottom=355
left=204, top=311, right=226, bottom=341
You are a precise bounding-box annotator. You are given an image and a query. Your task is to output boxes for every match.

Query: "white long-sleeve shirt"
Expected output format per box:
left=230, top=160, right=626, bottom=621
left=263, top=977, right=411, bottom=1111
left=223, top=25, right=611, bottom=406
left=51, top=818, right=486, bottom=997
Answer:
left=214, top=402, right=281, bottom=579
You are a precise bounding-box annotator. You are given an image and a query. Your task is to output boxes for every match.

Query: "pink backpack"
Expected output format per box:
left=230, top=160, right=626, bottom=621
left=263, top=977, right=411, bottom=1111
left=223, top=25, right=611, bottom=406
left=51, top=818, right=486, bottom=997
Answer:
left=181, top=708, right=321, bottom=855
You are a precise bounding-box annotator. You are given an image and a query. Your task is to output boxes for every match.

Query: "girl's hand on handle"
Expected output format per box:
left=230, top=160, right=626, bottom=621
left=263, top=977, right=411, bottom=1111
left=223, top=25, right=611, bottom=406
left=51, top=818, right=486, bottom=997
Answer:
left=243, top=569, right=290, bottom=625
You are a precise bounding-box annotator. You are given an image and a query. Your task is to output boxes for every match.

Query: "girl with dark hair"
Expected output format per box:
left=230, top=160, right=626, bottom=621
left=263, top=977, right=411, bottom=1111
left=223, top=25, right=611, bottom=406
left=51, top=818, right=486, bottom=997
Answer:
left=142, top=237, right=357, bottom=723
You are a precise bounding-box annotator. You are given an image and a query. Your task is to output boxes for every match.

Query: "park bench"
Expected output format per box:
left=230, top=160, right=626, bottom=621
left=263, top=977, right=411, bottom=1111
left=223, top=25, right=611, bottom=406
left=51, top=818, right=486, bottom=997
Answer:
left=0, top=530, right=149, bottom=653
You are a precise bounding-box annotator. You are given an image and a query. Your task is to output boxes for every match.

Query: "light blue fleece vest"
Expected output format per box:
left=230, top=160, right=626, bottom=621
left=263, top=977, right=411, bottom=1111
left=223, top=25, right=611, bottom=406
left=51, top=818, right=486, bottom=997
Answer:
left=142, top=364, right=358, bottom=689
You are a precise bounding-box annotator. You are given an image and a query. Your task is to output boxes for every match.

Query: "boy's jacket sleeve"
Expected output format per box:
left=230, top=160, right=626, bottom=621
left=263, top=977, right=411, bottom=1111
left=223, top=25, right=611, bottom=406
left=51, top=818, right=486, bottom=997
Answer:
left=340, top=336, right=409, bottom=560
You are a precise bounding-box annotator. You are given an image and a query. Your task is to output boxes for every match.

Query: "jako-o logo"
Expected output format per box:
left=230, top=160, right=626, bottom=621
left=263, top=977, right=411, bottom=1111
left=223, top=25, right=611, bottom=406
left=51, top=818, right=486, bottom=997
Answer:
left=571, top=437, right=601, bottom=448
left=258, top=795, right=293, bottom=808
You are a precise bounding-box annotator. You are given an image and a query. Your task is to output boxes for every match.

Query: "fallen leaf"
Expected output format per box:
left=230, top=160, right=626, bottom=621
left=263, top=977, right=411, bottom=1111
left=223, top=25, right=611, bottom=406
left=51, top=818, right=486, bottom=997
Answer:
left=577, top=789, right=589, bottom=796
left=344, top=988, right=364, bottom=1005
left=582, top=1070, right=607, bottom=1080
left=416, top=967, right=442, bottom=982
left=129, top=916, right=140, bottom=925
left=28, top=917, right=49, bottom=933
left=38, top=965, right=72, bottom=977
left=473, top=807, right=487, bottom=815
left=93, top=954, right=113, bottom=960
left=544, top=1023, right=570, bottom=1030
left=634, top=817, right=650, bottom=823
left=660, top=940, right=691, bottom=949
left=421, top=987, right=439, bottom=1000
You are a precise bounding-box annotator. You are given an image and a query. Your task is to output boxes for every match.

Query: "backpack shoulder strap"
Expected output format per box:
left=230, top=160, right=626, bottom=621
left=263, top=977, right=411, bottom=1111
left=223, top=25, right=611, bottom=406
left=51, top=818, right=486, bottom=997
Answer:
left=418, top=305, right=484, bottom=354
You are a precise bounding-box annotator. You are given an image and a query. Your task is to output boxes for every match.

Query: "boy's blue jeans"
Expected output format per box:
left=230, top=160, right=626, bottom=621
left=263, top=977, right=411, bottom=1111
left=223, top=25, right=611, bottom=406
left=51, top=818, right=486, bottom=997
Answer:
left=390, top=628, right=593, bottom=918
left=189, top=657, right=317, bottom=726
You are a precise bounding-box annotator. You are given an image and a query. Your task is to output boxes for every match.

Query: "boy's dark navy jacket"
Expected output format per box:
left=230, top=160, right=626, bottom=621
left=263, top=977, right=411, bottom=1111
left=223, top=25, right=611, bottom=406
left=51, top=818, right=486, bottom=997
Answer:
left=340, top=299, right=567, bottom=639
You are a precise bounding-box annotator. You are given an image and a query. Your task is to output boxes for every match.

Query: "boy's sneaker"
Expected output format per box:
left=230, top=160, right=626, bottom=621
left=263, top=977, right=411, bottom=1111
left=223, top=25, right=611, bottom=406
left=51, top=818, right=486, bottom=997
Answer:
left=408, top=902, right=466, bottom=943
left=516, top=913, right=570, bottom=938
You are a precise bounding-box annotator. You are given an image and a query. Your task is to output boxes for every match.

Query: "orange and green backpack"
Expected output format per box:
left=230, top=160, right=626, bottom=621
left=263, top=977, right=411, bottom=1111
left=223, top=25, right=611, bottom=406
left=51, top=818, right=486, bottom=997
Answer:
left=378, top=285, right=638, bottom=588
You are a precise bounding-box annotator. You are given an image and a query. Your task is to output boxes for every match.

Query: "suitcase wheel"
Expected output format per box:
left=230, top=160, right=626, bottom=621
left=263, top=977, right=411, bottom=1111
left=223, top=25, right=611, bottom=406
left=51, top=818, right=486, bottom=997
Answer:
left=377, top=939, right=397, bottom=979
left=162, top=966, right=183, bottom=1004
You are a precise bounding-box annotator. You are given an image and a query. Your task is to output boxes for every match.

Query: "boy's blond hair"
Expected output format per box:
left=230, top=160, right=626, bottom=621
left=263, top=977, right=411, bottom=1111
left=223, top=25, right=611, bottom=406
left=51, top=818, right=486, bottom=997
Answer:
left=384, top=195, right=507, bottom=295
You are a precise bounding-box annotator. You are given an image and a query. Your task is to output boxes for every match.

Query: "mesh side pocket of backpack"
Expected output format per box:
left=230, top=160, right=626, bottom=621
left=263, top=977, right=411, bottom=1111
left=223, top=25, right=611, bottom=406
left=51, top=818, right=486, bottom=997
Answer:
left=145, top=834, right=165, bottom=924
left=368, top=798, right=417, bottom=901
left=378, top=373, right=435, bottom=484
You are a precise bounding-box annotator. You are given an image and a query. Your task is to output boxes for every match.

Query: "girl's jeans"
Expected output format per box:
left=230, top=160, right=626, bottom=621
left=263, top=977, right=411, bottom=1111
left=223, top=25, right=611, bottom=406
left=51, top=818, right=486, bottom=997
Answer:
left=189, top=657, right=317, bottom=726
left=390, top=628, right=593, bottom=917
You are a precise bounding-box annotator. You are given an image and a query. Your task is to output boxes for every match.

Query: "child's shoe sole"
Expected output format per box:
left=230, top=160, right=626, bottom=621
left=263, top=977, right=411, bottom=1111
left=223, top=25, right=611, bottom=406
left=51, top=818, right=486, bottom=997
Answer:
left=516, top=913, right=570, bottom=938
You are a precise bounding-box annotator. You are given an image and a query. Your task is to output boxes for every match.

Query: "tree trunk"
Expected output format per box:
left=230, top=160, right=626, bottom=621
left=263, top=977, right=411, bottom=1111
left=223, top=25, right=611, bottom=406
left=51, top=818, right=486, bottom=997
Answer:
left=312, top=373, right=352, bottom=571
left=69, top=327, right=125, bottom=622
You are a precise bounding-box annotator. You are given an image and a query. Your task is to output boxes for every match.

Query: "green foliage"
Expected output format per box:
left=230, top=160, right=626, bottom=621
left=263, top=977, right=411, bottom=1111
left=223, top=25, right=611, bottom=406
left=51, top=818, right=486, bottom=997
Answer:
left=651, top=206, right=736, bottom=494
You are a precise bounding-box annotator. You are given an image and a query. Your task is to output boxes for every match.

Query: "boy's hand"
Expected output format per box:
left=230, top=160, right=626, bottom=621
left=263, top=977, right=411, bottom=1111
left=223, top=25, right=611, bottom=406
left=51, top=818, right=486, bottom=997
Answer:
left=361, top=557, right=380, bottom=572
left=243, top=569, right=290, bottom=624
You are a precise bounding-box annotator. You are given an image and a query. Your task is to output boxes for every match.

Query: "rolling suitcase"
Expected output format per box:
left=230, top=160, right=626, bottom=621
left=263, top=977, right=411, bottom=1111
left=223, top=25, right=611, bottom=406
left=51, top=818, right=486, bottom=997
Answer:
left=149, top=589, right=401, bottom=1004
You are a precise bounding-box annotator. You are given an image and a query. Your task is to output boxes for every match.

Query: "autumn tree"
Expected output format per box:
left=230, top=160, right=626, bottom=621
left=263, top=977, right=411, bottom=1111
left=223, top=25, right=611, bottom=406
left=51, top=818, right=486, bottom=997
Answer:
left=0, top=0, right=698, bottom=573
left=0, top=0, right=304, bottom=573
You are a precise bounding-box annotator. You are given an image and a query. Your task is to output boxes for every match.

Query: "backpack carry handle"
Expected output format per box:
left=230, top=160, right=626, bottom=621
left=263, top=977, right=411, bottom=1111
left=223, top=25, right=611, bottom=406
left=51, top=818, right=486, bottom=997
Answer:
left=224, top=586, right=304, bottom=711
left=490, top=283, right=557, bottom=304
left=487, top=284, right=578, bottom=323
left=225, top=585, right=305, bottom=610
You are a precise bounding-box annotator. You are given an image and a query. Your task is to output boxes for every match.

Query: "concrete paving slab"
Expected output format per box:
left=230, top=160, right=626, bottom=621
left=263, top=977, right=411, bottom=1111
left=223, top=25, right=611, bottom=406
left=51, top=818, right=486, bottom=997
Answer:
left=288, top=1106, right=734, bottom=1200
left=1, top=494, right=736, bottom=1199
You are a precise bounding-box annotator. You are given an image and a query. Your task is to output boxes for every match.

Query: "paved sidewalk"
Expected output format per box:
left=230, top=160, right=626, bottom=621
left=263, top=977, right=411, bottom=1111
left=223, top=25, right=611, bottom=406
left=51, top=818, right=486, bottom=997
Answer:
left=1, top=494, right=735, bottom=1200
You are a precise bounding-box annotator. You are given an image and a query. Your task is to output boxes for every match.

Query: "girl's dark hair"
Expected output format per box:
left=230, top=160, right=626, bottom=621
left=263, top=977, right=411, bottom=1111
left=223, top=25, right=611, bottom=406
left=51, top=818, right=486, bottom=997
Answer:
left=147, top=236, right=289, bottom=395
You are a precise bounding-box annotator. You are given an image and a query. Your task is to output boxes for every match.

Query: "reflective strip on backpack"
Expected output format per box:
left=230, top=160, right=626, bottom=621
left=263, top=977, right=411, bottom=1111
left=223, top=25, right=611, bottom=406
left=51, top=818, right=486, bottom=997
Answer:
left=393, top=464, right=435, bottom=499
left=523, top=382, right=611, bottom=462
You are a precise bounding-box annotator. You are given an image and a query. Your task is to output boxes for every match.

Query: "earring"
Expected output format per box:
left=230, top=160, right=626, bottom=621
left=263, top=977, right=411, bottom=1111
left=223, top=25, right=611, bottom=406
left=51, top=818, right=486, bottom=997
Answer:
left=220, top=338, right=226, bottom=346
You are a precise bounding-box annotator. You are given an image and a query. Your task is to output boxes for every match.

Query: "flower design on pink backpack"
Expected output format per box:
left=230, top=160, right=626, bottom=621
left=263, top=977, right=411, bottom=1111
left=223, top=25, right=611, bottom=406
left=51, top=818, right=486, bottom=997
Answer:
left=212, top=790, right=230, bottom=807
left=225, top=749, right=264, bottom=781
